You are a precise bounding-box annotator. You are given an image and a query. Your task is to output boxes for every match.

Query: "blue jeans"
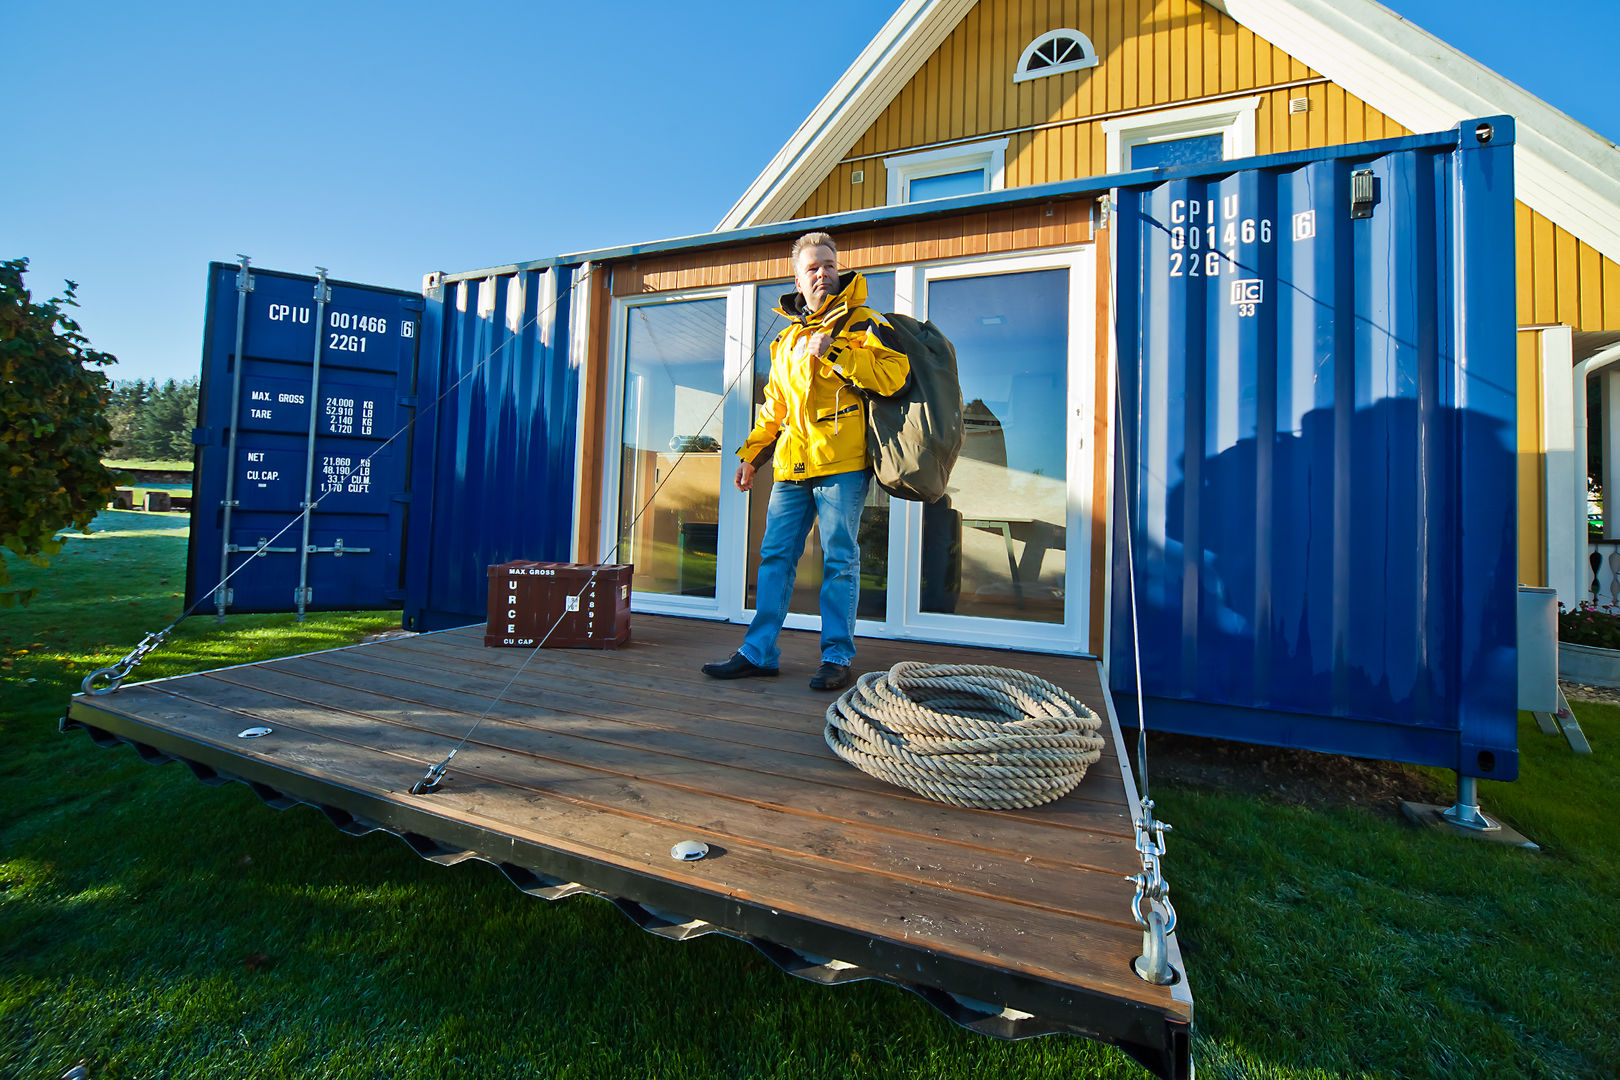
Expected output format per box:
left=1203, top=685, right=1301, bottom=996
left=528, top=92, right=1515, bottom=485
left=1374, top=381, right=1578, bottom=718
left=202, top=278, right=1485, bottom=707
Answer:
left=740, top=469, right=869, bottom=670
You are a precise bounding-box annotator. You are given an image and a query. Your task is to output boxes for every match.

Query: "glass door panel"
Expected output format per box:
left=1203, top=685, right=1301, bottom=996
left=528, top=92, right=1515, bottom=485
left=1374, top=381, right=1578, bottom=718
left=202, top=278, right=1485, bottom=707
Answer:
left=618, top=297, right=728, bottom=597
left=745, top=273, right=895, bottom=621
left=922, top=268, right=1070, bottom=625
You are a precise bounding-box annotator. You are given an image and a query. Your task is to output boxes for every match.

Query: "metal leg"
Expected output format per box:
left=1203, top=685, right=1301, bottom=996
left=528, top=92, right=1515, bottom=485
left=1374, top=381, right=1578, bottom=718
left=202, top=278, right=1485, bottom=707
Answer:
left=1540, top=686, right=1594, bottom=754
left=1439, top=776, right=1499, bottom=832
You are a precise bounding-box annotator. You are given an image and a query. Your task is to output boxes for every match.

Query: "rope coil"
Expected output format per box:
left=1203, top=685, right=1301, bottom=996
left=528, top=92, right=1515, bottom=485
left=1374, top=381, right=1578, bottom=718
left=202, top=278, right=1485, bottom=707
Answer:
left=824, top=661, right=1106, bottom=810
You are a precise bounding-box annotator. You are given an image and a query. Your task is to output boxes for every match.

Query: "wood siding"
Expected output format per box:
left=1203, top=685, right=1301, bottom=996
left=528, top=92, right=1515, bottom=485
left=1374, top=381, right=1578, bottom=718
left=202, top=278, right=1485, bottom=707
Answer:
left=610, top=198, right=1094, bottom=296
left=793, top=0, right=1413, bottom=216
left=1518, top=329, right=1547, bottom=587
left=1518, top=204, right=1620, bottom=332
left=791, top=0, right=1618, bottom=334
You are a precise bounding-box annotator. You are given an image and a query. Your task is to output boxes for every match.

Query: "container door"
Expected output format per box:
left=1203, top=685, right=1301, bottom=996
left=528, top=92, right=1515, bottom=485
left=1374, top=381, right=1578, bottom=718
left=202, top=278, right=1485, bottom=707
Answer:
left=186, top=261, right=424, bottom=616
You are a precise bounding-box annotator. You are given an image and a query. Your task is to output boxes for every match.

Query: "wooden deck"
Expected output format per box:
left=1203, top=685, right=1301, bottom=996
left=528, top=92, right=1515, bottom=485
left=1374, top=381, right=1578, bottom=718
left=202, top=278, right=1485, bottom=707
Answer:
left=64, top=614, right=1192, bottom=1078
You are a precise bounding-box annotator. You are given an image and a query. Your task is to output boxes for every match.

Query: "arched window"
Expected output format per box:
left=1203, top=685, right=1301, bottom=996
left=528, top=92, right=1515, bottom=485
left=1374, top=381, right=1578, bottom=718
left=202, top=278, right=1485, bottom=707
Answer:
left=1014, top=28, right=1099, bottom=83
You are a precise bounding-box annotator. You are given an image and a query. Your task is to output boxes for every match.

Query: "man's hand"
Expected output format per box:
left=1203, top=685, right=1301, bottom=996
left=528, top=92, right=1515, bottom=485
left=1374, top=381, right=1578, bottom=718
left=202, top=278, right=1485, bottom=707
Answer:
left=807, top=331, right=833, bottom=359
left=735, top=462, right=756, bottom=492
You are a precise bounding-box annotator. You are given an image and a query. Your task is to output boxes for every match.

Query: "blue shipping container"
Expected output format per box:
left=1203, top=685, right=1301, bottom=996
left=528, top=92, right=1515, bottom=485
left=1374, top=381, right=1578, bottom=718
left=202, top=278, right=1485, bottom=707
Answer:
left=1110, top=119, right=1519, bottom=779
left=188, top=262, right=424, bottom=616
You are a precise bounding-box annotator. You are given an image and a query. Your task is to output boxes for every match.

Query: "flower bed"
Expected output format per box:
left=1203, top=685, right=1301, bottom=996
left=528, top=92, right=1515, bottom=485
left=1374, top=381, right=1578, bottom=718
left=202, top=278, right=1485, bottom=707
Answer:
left=1558, top=601, right=1620, bottom=687
left=1558, top=601, right=1620, bottom=648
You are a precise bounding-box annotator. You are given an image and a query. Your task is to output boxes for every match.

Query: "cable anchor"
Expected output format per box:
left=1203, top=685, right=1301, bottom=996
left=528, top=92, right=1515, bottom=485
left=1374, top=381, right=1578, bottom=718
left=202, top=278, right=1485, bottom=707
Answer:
left=1125, top=798, right=1178, bottom=985
left=81, top=627, right=173, bottom=696
left=409, top=749, right=456, bottom=795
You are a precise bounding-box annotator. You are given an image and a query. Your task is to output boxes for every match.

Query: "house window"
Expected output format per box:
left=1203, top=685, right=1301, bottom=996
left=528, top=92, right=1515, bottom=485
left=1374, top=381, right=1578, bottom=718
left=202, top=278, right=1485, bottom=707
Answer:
left=1101, top=98, right=1262, bottom=173
left=1129, top=134, right=1225, bottom=170
left=884, top=137, right=1008, bottom=205
left=1014, top=29, right=1100, bottom=83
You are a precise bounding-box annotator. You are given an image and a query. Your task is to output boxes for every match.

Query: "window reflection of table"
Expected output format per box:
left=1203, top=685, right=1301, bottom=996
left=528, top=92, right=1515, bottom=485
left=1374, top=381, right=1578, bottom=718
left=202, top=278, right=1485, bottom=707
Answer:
left=961, top=516, right=1034, bottom=607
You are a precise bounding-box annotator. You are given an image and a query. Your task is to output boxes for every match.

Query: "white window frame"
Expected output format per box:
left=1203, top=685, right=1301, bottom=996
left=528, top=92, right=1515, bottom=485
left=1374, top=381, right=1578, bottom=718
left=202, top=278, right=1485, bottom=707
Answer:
left=884, top=137, right=1008, bottom=206
left=893, top=248, right=1097, bottom=656
left=1102, top=97, right=1261, bottom=173
left=601, top=285, right=746, bottom=620
left=1013, top=28, right=1100, bottom=83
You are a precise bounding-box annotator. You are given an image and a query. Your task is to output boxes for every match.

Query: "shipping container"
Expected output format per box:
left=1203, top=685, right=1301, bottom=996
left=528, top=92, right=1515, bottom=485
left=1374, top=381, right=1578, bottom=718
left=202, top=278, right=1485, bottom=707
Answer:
left=1110, top=119, right=1519, bottom=780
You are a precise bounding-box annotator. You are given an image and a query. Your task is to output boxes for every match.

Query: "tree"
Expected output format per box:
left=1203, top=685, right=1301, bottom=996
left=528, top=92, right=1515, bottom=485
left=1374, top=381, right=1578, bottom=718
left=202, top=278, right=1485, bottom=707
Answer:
left=106, top=377, right=150, bottom=458
left=0, top=258, right=121, bottom=605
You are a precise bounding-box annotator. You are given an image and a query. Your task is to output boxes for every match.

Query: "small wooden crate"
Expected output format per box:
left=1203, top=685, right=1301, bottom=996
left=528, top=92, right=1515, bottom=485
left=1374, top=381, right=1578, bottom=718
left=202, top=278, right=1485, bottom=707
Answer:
left=484, top=561, right=632, bottom=649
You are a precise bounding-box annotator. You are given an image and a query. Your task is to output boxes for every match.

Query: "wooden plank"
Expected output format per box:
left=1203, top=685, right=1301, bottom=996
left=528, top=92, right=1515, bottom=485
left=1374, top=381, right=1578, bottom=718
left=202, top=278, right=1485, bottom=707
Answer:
left=1606, top=245, right=1620, bottom=334
left=287, top=641, right=1131, bottom=811
left=154, top=670, right=1143, bottom=909
left=1555, top=223, right=1581, bottom=328
left=1578, top=242, right=1603, bottom=332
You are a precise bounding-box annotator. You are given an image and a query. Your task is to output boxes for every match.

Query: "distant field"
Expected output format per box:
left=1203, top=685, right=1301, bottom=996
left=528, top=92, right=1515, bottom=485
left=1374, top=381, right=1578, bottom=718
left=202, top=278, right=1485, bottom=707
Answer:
left=105, top=459, right=192, bottom=472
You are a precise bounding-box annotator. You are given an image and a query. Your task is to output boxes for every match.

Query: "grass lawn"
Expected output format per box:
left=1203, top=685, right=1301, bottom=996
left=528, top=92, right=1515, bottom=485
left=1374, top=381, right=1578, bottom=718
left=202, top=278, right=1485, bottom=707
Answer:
left=3, top=515, right=1616, bottom=1078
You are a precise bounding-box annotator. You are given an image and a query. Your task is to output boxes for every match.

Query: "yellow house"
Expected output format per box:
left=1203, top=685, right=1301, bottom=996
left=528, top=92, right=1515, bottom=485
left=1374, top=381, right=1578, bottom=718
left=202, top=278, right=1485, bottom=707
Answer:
left=721, top=0, right=1620, bottom=609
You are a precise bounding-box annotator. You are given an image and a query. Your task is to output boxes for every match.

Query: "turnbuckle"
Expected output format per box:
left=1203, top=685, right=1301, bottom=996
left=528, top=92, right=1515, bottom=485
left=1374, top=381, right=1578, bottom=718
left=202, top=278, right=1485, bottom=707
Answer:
left=81, top=628, right=172, bottom=696
left=1124, top=798, right=1179, bottom=985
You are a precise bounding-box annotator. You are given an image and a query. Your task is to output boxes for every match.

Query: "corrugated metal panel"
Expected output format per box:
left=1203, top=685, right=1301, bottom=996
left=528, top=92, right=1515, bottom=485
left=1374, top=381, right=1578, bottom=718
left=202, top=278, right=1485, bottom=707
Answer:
left=403, top=266, right=578, bottom=631
left=1111, top=119, right=1519, bottom=779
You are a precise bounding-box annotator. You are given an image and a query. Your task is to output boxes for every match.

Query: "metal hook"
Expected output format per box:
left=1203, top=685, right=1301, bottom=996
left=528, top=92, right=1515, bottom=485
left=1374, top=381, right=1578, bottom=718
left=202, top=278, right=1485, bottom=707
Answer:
left=409, top=750, right=456, bottom=795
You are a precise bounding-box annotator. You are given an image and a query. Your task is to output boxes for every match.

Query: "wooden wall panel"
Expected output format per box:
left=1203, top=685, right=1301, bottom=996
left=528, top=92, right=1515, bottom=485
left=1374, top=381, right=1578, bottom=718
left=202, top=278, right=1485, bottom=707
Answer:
left=1513, top=206, right=1620, bottom=332
left=1517, top=330, right=1546, bottom=586
left=797, top=0, right=1358, bottom=217
left=610, top=200, right=1095, bottom=298
left=574, top=266, right=614, bottom=562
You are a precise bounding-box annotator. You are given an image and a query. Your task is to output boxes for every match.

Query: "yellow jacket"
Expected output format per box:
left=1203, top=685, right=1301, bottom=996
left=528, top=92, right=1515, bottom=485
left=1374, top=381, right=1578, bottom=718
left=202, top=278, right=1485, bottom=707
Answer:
left=738, top=271, right=910, bottom=482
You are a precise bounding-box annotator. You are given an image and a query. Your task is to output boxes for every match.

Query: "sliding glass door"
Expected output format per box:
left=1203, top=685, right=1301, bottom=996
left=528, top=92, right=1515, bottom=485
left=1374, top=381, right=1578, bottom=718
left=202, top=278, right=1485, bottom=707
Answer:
left=608, top=249, right=1094, bottom=653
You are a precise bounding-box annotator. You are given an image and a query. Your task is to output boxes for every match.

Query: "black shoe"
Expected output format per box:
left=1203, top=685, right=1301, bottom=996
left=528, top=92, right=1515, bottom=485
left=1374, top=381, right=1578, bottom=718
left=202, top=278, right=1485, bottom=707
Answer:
left=809, top=661, right=851, bottom=691
left=702, top=652, right=778, bottom=680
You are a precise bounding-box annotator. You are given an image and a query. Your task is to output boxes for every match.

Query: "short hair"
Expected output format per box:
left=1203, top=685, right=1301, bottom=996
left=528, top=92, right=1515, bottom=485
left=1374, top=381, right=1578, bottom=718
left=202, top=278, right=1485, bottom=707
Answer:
left=790, top=231, right=837, bottom=266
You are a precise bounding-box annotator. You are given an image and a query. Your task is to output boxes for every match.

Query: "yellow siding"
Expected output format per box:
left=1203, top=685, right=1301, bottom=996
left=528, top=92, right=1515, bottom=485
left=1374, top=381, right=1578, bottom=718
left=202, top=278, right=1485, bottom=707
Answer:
left=1515, top=205, right=1620, bottom=332
left=787, top=0, right=1620, bottom=331
left=795, top=0, right=1399, bottom=217
left=1518, top=331, right=1546, bottom=587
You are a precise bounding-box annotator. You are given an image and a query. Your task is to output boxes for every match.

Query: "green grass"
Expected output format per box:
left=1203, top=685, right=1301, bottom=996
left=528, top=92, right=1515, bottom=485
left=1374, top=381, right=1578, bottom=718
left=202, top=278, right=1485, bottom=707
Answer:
left=104, top=458, right=193, bottom=472
left=3, top=517, right=1616, bottom=1078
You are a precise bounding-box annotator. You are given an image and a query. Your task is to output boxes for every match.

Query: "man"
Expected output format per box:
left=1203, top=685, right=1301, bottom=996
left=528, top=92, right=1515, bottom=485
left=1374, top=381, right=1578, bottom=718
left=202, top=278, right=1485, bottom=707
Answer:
left=701, top=232, right=910, bottom=691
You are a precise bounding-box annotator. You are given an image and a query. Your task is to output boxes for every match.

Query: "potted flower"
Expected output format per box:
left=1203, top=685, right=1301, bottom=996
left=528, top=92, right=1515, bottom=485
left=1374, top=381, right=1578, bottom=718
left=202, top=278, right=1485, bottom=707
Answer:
left=1557, top=600, right=1620, bottom=687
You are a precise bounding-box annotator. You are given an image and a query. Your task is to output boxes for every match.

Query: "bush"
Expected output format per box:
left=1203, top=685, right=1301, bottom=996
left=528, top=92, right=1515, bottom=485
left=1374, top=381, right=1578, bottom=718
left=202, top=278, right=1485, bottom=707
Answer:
left=1557, top=600, right=1620, bottom=649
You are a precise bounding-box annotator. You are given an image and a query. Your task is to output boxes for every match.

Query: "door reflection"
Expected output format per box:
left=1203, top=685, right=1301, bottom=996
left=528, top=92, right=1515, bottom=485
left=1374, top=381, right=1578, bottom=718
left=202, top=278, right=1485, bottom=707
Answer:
left=924, top=269, right=1069, bottom=623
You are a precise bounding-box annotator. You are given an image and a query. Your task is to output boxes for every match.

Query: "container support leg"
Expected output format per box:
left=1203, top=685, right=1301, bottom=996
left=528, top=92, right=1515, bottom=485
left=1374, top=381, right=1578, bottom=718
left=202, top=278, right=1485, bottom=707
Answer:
left=1439, top=775, right=1499, bottom=832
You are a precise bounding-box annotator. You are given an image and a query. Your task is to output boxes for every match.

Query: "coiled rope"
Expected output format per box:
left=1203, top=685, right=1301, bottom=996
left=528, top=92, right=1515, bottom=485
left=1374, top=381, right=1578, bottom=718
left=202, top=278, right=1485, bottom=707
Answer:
left=824, top=661, right=1106, bottom=810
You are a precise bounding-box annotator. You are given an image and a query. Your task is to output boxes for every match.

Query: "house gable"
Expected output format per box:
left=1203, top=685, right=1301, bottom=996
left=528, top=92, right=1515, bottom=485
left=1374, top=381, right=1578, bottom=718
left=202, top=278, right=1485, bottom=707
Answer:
left=789, top=0, right=1411, bottom=220
left=726, top=0, right=1620, bottom=333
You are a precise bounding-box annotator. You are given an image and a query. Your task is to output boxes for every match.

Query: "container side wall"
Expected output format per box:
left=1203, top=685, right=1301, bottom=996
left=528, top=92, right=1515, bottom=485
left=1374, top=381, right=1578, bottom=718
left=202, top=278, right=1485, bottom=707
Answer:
left=404, top=267, right=579, bottom=631
left=1111, top=122, right=1518, bottom=778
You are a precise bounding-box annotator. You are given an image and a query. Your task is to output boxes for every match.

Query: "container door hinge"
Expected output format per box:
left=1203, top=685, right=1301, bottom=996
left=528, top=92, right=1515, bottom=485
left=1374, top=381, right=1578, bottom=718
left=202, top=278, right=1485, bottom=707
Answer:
left=236, top=256, right=255, bottom=294
left=293, top=586, right=313, bottom=606
left=213, top=586, right=234, bottom=608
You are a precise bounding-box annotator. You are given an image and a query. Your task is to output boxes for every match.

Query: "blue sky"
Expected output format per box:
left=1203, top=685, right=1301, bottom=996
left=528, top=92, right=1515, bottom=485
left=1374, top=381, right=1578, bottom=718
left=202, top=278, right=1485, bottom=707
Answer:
left=7, top=0, right=1616, bottom=386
